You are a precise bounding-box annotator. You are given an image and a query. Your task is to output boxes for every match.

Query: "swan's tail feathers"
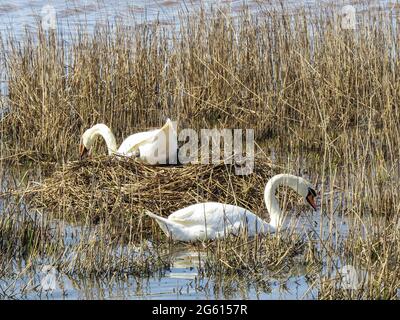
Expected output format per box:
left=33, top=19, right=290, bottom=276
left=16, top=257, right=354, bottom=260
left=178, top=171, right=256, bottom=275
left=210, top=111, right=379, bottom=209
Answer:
left=145, top=211, right=173, bottom=237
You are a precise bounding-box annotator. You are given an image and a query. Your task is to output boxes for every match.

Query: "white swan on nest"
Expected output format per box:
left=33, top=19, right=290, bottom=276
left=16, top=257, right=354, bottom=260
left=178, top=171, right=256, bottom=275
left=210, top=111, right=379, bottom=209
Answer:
left=146, top=174, right=317, bottom=242
left=79, top=118, right=178, bottom=165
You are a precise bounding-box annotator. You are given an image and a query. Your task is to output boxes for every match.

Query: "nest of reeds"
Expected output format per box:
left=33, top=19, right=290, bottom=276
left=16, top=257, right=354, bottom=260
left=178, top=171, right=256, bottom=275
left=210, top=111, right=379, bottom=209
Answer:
left=25, top=156, right=274, bottom=235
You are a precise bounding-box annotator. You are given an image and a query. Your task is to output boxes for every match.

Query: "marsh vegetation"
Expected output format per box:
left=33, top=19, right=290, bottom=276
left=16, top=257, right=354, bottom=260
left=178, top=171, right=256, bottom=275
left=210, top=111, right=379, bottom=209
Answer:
left=0, top=1, right=399, bottom=299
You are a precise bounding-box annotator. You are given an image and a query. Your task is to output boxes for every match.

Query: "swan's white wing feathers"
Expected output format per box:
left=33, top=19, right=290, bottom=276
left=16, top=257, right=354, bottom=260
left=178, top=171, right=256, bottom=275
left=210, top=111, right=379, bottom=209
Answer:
left=117, top=130, right=159, bottom=155
left=168, top=202, right=251, bottom=226
left=117, top=119, right=177, bottom=157
left=148, top=201, right=273, bottom=241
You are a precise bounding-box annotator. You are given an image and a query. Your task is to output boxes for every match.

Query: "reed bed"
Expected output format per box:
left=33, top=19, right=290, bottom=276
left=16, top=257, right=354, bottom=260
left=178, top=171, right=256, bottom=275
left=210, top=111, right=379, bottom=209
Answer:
left=1, top=5, right=399, bottom=162
left=20, top=156, right=273, bottom=230
left=1, top=2, right=400, bottom=299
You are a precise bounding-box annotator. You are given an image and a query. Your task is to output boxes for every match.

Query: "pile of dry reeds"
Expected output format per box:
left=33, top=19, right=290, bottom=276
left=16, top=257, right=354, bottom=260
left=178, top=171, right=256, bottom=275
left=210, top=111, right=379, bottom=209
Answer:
left=24, top=156, right=274, bottom=229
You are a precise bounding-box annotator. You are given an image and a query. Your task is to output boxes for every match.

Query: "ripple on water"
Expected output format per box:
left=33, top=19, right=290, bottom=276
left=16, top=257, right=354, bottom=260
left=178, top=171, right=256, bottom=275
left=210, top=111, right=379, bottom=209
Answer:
left=0, top=4, right=20, bottom=14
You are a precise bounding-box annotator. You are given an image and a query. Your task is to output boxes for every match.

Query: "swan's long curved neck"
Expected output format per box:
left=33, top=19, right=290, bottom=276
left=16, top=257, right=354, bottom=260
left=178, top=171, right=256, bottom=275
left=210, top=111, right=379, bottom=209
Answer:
left=86, top=124, right=118, bottom=155
left=264, top=174, right=304, bottom=229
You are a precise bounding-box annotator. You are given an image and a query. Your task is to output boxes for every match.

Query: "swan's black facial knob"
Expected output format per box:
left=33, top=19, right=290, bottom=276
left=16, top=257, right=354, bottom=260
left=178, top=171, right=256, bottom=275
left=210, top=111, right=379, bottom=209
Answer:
left=308, top=187, right=317, bottom=197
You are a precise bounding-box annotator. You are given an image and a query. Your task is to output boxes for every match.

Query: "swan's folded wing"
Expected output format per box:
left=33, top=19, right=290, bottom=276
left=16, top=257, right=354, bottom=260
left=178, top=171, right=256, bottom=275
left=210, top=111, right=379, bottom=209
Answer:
left=118, top=120, right=177, bottom=156
left=117, top=130, right=158, bottom=155
left=168, top=208, right=200, bottom=224
left=168, top=203, right=234, bottom=226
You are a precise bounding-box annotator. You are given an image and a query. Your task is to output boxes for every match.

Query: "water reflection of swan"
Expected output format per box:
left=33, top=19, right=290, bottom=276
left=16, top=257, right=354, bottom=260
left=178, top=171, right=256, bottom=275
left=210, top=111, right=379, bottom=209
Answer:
left=147, top=174, right=317, bottom=241
left=40, top=265, right=57, bottom=291
left=166, top=247, right=204, bottom=280
left=79, top=119, right=177, bottom=164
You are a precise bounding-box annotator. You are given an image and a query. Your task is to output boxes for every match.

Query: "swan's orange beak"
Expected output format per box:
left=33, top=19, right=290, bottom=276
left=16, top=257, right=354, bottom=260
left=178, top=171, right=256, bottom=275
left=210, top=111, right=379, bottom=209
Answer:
left=306, top=193, right=317, bottom=211
left=79, top=143, right=90, bottom=160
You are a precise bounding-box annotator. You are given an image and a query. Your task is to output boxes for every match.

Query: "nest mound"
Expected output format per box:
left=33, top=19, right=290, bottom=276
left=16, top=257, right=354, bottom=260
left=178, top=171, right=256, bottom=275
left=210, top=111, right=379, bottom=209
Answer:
left=28, top=156, right=273, bottom=228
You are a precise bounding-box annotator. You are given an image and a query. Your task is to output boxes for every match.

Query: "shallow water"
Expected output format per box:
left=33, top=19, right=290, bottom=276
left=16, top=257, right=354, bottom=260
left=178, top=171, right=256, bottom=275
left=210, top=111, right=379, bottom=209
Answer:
left=5, top=243, right=316, bottom=300
left=1, top=200, right=383, bottom=300
left=0, top=1, right=396, bottom=38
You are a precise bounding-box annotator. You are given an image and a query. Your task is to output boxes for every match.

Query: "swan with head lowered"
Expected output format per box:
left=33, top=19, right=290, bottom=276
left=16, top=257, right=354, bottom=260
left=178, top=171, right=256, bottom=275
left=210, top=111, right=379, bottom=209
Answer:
left=146, top=174, right=317, bottom=242
left=79, top=119, right=178, bottom=165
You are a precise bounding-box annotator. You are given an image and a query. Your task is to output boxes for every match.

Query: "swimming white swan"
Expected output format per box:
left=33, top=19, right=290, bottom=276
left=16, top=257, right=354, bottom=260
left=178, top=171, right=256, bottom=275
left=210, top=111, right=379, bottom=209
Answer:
left=146, top=174, right=317, bottom=241
left=79, top=119, right=178, bottom=164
